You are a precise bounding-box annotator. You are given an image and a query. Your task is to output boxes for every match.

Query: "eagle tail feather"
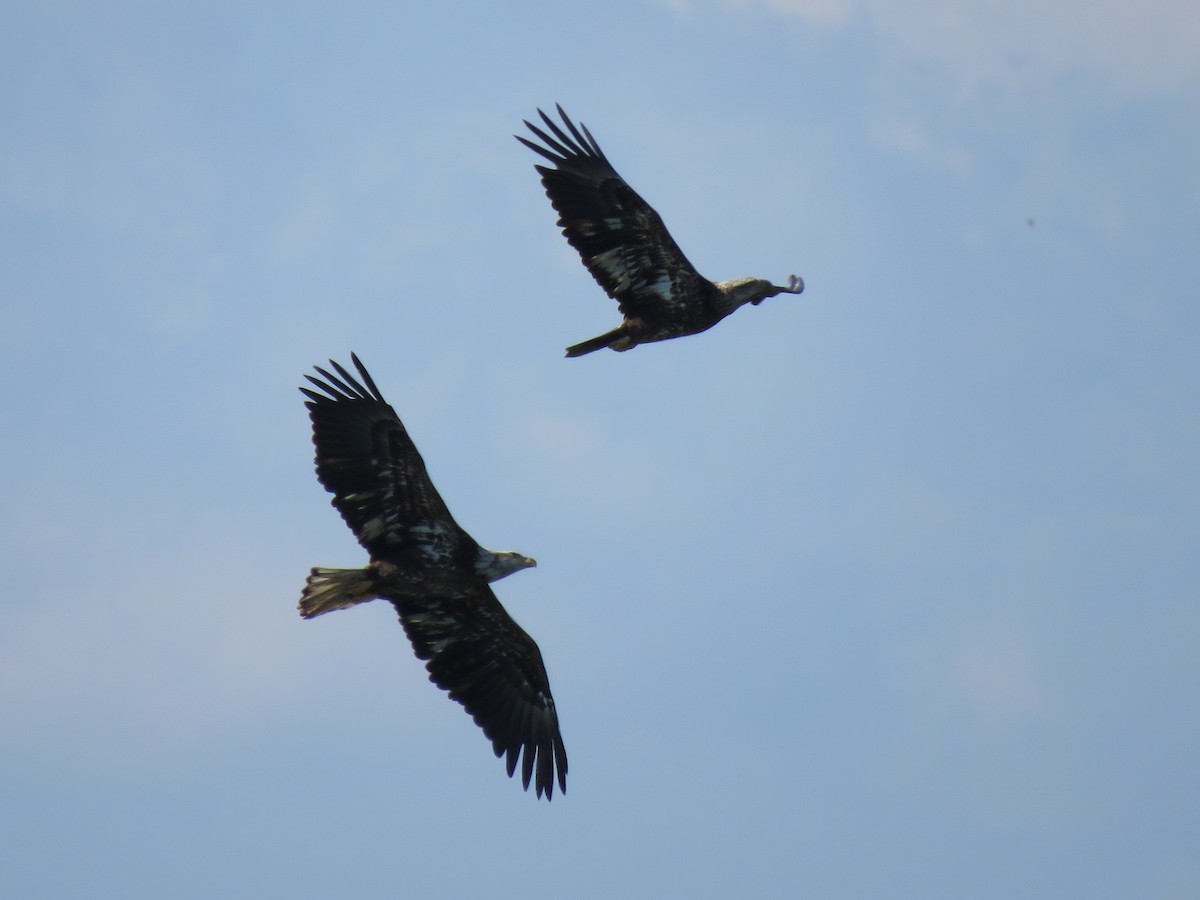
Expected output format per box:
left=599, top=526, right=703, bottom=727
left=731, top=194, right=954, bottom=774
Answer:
left=299, top=567, right=377, bottom=618
left=565, top=326, right=630, bottom=357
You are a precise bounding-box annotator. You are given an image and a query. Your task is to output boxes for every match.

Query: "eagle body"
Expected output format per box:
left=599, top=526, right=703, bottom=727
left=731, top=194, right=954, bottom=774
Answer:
left=299, top=355, right=566, bottom=800
left=517, top=105, right=804, bottom=356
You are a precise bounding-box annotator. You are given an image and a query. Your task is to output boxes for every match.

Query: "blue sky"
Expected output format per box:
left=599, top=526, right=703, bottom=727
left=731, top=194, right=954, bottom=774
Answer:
left=2, top=1, right=1198, bottom=897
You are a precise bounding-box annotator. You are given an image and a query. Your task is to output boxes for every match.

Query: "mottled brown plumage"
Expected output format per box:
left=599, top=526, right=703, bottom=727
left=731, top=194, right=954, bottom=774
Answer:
left=299, top=355, right=566, bottom=799
left=517, top=105, right=804, bottom=356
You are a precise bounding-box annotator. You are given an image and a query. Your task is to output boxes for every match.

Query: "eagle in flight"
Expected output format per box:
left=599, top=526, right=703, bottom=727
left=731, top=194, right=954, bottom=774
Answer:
left=518, top=105, right=805, bottom=357
left=299, top=355, right=567, bottom=800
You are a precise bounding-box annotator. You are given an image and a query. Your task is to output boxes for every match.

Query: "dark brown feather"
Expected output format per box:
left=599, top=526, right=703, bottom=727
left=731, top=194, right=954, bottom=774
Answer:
left=517, top=105, right=713, bottom=326
left=302, top=354, right=471, bottom=565
left=392, top=587, right=567, bottom=799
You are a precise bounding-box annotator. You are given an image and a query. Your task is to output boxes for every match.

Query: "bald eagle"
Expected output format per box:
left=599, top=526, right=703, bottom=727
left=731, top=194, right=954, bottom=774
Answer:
left=299, top=355, right=567, bottom=800
left=517, top=105, right=805, bottom=357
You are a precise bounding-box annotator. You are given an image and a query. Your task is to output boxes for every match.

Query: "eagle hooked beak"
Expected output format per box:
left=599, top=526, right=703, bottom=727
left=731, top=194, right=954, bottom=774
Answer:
left=752, top=274, right=805, bottom=305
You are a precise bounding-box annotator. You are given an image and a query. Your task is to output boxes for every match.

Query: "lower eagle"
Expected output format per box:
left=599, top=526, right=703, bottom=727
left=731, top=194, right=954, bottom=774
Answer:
left=298, top=354, right=567, bottom=800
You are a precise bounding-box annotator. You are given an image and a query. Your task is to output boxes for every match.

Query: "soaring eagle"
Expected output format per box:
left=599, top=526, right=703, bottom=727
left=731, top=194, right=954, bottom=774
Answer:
left=298, top=355, right=567, bottom=800
left=517, top=105, right=805, bottom=357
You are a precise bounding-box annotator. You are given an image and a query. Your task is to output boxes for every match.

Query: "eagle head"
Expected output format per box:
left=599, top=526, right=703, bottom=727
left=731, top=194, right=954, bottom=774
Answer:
left=717, top=275, right=805, bottom=311
left=750, top=274, right=805, bottom=306
left=477, top=549, right=537, bottom=582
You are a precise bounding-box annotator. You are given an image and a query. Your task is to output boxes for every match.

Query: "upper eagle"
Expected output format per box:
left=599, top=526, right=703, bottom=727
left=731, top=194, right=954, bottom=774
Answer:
left=298, top=354, right=566, bottom=800
left=517, top=104, right=805, bottom=357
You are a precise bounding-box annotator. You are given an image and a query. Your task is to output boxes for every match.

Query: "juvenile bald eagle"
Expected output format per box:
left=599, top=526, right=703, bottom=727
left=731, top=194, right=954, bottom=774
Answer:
left=517, top=105, right=805, bottom=357
left=299, top=355, right=566, bottom=800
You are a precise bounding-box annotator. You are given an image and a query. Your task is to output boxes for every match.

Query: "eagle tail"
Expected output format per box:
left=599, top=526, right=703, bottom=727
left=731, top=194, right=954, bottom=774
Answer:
left=565, top=326, right=631, bottom=357
left=299, top=567, right=377, bottom=619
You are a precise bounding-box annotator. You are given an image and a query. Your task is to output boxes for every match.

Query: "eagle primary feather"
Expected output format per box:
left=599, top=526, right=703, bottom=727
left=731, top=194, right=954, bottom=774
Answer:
left=517, top=104, right=805, bottom=356
left=299, top=354, right=567, bottom=800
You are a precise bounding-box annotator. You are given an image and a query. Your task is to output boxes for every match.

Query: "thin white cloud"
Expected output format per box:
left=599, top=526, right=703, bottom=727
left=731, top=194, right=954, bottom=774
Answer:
left=728, top=0, right=852, bottom=25
left=661, top=0, right=1200, bottom=94
left=869, top=0, right=1200, bottom=95
left=888, top=617, right=1045, bottom=734
left=868, top=114, right=975, bottom=176
left=0, top=561, right=307, bottom=764
left=505, top=408, right=654, bottom=508
left=950, top=619, right=1044, bottom=729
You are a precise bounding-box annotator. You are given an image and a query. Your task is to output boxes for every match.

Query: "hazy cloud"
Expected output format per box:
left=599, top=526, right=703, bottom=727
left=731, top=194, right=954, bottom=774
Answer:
left=0, top=559, right=305, bottom=765
left=664, top=0, right=1200, bottom=94
left=506, top=408, right=654, bottom=508
left=950, top=619, right=1044, bottom=729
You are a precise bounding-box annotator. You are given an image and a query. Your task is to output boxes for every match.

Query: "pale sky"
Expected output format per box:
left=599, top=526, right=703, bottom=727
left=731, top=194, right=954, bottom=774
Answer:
left=2, top=2, right=1198, bottom=897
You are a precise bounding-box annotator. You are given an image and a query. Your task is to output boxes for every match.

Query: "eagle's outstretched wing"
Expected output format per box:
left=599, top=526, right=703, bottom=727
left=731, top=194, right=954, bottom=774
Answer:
left=301, top=355, right=475, bottom=565
left=517, top=104, right=710, bottom=324
left=392, top=585, right=568, bottom=800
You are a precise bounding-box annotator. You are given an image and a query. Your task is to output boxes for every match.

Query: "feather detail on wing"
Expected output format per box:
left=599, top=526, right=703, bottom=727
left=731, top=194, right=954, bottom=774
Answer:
left=392, top=585, right=568, bottom=799
left=301, top=355, right=473, bottom=563
left=517, top=105, right=710, bottom=324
